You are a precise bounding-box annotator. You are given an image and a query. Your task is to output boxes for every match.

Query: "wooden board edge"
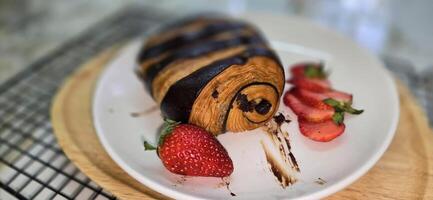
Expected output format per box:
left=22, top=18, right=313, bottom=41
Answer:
left=397, top=81, right=433, bottom=198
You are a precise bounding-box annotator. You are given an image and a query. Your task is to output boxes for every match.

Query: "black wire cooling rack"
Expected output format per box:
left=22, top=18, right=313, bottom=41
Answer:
left=0, top=7, right=166, bottom=200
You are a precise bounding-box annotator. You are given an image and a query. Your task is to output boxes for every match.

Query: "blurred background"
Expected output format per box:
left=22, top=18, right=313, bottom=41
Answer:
left=1, top=0, right=433, bottom=80
left=1, top=0, right=432, bottom=120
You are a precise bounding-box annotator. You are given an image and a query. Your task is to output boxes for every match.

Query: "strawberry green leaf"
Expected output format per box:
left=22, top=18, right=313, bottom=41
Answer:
left=332, top=112, right=344, bottom=125
left=324, top=98, right=363, bottom=125
left=304, top=63, right=328, bottom=79
left=324, top=98, right=364, bottom=115
left=344, top=106, right=364, bottom=115
left=158, top=119, right=180, bottom=146
left=323, top=98, right=343, bottom=108
left=143, top=141, right=157, bottom=151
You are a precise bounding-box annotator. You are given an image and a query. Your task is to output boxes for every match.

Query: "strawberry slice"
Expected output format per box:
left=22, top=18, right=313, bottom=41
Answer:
left=291, top=88, right=353, bottom=110
left=290, top=62, right=324, bottom=78
left=325, top=90, right=353, bottom=103
left=283, top=92, right=334, bottom=122
left=298, top=119, right=345, bottom=142
left=288, top=77, right=331, bottom=93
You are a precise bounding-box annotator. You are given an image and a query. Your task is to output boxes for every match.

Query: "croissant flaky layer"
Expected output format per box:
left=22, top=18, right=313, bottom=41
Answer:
left=137, top=15, right=285, bottom=135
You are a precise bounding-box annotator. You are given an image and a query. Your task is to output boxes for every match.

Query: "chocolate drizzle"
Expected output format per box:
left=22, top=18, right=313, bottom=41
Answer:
left=285, top=138, right=299, bottom=172
left=160, top=47, right=280, bottom=123
left=260, top=141, right=296, bottom=188
left=270, top=113, right=298, bottom=171
left=143, top=34, right=266, bottom=95
left=260, top=113, right=300, bottom=188
left=315, top=178, right=327, bottom=185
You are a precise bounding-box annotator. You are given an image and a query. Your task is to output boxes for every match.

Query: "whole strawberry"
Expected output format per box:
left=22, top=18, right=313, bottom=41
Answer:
left=144, top=120, right=234, bottom=177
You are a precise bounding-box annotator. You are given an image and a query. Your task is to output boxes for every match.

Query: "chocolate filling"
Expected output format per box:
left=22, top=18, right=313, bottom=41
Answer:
left=236, top=95, right=272, bottom=115
left=236, top=93, right=255, bottom=112
left=255, top=99, right=272, bottom=115
left=160, top=47, right=281, bottom=123
left=211, top=89, right=219, bottom=98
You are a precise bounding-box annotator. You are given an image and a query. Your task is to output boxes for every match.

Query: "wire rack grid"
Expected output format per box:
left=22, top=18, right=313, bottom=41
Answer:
left=0, top=7, right=165, bottom=200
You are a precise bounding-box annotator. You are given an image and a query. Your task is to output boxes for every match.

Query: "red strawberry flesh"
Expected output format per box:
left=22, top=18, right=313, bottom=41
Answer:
left=283, top=92, right=334, bottom=122
left=158, top=124, right=233, bottom=177
left=291, top=88, right=353, bottom=110
left=325, top=90, right=353, bottom=103
left=290, top=62, right=321, bottom=78
left=288, top=77, right=331, bottom=93
left=298, top=119, right=345, bottom=142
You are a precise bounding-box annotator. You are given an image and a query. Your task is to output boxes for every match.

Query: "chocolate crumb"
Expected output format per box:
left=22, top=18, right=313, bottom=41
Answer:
left=176, top=176, right=187, bottom=185
left=212, top=90, right=219, bottom=98
left=273, top=113, right=285, bottom=126
left=221, top=177, right=236, bottom=197
left=131, top=112, right=140, bottom=117
left=315, top=178, right=327, bottom=185
left=283, top=135, right=299, bottom=172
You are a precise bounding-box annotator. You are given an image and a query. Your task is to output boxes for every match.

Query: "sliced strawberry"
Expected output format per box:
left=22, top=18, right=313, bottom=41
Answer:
left=291, top=88, right=353, bottom=110
left=290, top=62, right=323, bottom=78
left=298, top=119, right=345, bottom=142
left=288, top=77, right=331, bottom=93
left=283, top=92, right=334, bottom=122
left=290, top=63, right=310, bottom=77
left=325, top=90, right=353, bottom=103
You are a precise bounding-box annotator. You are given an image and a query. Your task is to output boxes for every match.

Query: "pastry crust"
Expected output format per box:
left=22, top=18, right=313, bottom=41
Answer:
left=137, top=15, right=285, bottom=135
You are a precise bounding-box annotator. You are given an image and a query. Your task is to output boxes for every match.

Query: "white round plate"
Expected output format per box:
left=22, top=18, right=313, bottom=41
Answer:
left=93, top=13, right=399, bottom=199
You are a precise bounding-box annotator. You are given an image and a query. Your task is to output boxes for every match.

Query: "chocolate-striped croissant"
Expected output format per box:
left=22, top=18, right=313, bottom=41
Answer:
left=136, top=15, right=285, bottom=135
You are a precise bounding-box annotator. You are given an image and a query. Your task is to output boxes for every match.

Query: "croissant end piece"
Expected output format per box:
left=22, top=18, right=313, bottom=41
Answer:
left=137, top=14, right=285, bottom=135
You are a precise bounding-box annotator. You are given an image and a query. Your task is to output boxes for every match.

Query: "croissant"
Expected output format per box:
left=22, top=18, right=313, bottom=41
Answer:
left=136, top=15, right=285, bottom=135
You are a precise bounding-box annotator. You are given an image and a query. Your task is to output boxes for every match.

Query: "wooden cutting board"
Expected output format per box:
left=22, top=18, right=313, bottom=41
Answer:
left=51, top=47, right=433, bottom=200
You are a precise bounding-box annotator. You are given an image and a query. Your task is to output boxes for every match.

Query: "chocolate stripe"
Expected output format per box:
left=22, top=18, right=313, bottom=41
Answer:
left=160, top=47, right=281, bottom=122
left=143, top=34, right=266, bottom=94
left=137, top=21, right=248, bottom=62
